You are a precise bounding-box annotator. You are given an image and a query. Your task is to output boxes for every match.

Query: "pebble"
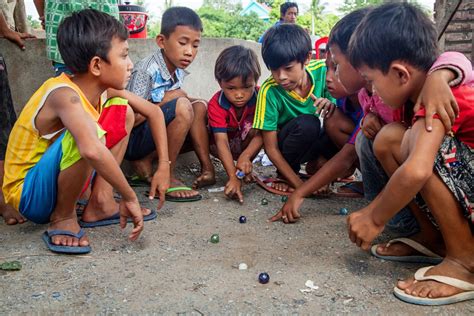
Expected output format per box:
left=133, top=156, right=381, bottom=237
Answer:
left=52, top=292, right=61, bottom=299
left=238, top=263, right=248, bottom=270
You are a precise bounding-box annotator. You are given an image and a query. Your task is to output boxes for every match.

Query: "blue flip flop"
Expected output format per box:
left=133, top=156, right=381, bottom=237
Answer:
left=79, top=209, right=157, bottom=228
left=42, top=229, right=91, bottom=254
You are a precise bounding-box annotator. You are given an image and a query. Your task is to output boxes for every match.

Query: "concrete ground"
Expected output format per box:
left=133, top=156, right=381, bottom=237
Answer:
left=1, top=155, right=473, bottom=314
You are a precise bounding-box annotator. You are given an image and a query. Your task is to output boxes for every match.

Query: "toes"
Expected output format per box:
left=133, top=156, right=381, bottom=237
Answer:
left=397, top=277, right=415, bottom=290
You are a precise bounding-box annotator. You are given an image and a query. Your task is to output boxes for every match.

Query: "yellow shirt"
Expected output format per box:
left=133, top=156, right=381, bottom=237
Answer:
left=3, top=74, right=100, bottom=210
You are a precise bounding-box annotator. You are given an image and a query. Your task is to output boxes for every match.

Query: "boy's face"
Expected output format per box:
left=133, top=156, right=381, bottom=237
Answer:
left=325, top=53, right=350, bottom=99
left=270, top=55, right=310, bottom=91
left=358, top=64, right=408, bottom=109
left=220, top=76, right=256, bottom=108
left=157, top=25, right=201, bottom=70
left=329, top=44, right=366, bottom=95
left=100, top=37, right=133, bottom=90
left=282, top=7, right=298, bottom=23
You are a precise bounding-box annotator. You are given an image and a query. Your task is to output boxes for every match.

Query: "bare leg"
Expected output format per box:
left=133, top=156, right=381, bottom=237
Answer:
left=165, top=97, right=199, bottom=198
left=49, top=158, right=91, bottom=247
left=82, top=105, right=150, bottom=222
left=397, top=172, right=474, bottom=299
left=190, top=101, right=215, bottom=189
left=373, top=123, right=443, bottom=256
left=0, top=160, right=26, bottom=225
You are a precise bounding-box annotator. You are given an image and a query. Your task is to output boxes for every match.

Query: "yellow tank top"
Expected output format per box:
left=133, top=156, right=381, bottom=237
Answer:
left=3, top=74, right=101, bottom=210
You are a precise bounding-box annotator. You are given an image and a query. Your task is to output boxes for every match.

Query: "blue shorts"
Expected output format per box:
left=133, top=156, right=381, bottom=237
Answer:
left=125, top=98, right=177, bottom=161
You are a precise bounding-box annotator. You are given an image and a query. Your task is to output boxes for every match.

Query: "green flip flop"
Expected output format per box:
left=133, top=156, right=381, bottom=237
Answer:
left=146, top=186, right=202, bottom=202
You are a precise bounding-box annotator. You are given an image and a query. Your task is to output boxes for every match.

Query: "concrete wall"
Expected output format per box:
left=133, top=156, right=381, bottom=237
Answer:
left=1, top=37, right=270, bottom=114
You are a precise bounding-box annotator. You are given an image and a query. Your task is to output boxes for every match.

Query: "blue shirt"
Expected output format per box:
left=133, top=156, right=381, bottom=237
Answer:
left=258, top=20, right=281, bottom=43
left=127, top=49, right=187, bottom=103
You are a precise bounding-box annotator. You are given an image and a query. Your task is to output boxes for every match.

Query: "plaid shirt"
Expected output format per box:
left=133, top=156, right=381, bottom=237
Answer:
left=45, top=0, right=119, bottom=63
left=126, top=49, right=187, bottom=103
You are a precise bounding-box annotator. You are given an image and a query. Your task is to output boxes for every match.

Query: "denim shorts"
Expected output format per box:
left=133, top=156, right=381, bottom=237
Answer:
left=125, top=98, right=177, bottom=161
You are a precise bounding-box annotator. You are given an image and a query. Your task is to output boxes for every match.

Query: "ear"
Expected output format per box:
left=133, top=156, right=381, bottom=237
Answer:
left=304, top=52, right=312, bottom=66
left=389, top=62, right=410, bottom=85
left=89, top=56, right=102, bottom=77
left=156, top=34, right=165, bottom=49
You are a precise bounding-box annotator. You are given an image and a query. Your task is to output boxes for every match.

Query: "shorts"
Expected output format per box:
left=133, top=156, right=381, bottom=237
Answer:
left=125, top=98, right=177, bottom=161
left=210, top=121, right=253, bottom=161
left=434, top=136, right=473, bottom=224
left=0, top=55, right=17, bottom=160
left=18, top=99, right=128, bottom=224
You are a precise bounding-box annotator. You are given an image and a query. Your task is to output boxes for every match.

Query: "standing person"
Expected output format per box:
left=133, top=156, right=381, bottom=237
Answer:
left=258, top=2, right=298, bottom=43
left=0, top=7, right=34, bottom=225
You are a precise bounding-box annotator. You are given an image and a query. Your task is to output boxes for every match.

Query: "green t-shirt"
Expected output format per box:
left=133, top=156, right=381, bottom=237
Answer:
left=45, top=0, right=119, bottom=64
left=253, top=59, right=335, bottom=131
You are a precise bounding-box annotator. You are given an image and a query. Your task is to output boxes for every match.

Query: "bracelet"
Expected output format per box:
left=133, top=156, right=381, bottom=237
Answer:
left=158, top=160, right=171, bottom=164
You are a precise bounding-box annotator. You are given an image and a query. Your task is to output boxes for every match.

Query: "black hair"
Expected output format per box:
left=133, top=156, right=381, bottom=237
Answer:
left=349, top=2, right=438, bottom=74
left=215, top=45, right=261, bottom=84
left=57, top=9, right=128, bottom=74
left=328, top=7, right=371, bottom=55
left=280, top=2, right=298, bottom=18
left=160, top=6, right=203, bottom=37
left=262, top=23, right=311, bottom=70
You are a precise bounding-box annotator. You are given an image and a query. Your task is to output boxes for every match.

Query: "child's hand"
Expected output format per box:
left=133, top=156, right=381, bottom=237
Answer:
left=269, top=194, right=304, bottom=223
left=236, top=156, right=253, bottom=175
left=347, top=207, right=384, bottom=250
left=361, top=113, right=382, bottom=139
left=224, top=177, right=243, bottom=204
left=310, top=94, right=335, bottom=119
left=149, top=163, right=171, bottom=210
left=415, top=69, right=459, bottom=133
left=119, top=198, right=144, bottom=241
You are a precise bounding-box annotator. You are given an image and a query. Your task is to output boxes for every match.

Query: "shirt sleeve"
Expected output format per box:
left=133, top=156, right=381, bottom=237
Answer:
left=127, top=69, right=153, bottom=100
left=428, top=51, right=473, bottom=87
left=208, top=92, right=228, bottom=133
left=253, top=85, right=279, bottom=131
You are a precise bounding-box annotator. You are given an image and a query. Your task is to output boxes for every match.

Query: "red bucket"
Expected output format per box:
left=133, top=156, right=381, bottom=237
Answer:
left=119, top=4, right=148, bottom=38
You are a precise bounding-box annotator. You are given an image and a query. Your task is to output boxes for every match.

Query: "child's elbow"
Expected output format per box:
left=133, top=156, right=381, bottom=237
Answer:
left=79, top=143, right=103, bottom=162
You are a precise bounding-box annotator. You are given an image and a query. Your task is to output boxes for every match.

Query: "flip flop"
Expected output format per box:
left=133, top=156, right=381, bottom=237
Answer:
left=370, top=238, right=443, bottom=264
left=393, top=266, right=474, bottom=305
left=147, top=187, right=202, bottom=202
left=255, top=175, right=293, bottom=196
left=42, top=229, right=91, bottom=254
left=79, top=209, right=157, bottom=228
left=333, top=181, right=364, bottom=198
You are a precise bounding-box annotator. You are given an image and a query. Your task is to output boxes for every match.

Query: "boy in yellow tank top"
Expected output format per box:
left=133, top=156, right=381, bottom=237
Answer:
left=2, top=9, right=169, bottom=254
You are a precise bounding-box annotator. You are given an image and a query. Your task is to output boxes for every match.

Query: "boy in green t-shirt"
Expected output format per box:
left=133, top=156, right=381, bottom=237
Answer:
left=253, top=23, right=335, bottom=194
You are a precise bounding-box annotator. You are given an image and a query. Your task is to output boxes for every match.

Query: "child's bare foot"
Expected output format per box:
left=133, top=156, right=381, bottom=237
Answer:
left=0, top=204, right=26, bottom=225
left=169, top=179, right=200, bottom=198
left=192, top=170, right=216, bottom=189
left=131, top=157, right=153, bottom=179
left=272, top=181, right=295, bottom=193
left=397, top=258, right=474, bottom=300
left=314, top=184, right=330, bottom=195
left=81, top=194, right=151, bottom=223
left=374, top=232, right=445, bottom=258
left=48, top=218, right=89, bottom=247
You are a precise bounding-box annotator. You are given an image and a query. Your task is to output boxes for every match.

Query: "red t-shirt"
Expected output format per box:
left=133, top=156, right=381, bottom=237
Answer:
left=414, top=84, right=474, bottom=148
left=208, top=88, right=258, bottom=139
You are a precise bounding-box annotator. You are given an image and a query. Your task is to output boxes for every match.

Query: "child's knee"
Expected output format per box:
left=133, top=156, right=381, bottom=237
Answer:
left=296, top=114, right=320, bottom=136
left=192, top=100, right=207, bottom=116
left=373, top=123, right=405, bottom=160
left=175, top=97, right=194, bottom=123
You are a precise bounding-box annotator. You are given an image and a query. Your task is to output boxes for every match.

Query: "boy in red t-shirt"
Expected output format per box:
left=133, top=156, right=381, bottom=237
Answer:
left=208, top=46, right=263, bottom=203
left=347, top=3, right=474, bottom=305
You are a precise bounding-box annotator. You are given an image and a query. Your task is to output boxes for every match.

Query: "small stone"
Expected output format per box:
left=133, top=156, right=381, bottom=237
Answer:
left=258, top=272, right=270, bottom=284
left=52, top=292, right=61, bottom=299
left=210, top=234, right=220, bottom=243
left=339, top=208, right=348, bottom=215
left=238, top=263, right=248, bottom=270
left=261, top=198, right=268, bottom=205
left=213, top=198, right=219, bottom=202
left=281, top=195, right=288, bottom=202
left=239, top=216, right=247, bottom=224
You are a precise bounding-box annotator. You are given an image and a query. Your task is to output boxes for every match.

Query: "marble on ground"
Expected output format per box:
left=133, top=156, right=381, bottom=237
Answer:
left=1, top=156, right=473, bottom=314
